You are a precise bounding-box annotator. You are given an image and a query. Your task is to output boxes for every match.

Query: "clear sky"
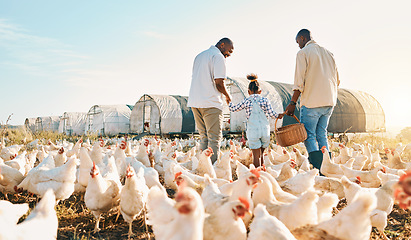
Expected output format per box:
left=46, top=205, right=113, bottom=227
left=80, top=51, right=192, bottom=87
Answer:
left=1, top=0, right=410, bottom=133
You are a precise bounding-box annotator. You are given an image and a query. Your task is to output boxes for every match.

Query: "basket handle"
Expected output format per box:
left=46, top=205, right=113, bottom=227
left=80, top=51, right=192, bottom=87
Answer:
left=275, top=114, right=301, bottom=131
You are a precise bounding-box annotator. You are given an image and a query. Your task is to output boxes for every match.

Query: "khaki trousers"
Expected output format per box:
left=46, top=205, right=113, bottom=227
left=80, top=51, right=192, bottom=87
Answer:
left=192, top=107, right=223, bottom=163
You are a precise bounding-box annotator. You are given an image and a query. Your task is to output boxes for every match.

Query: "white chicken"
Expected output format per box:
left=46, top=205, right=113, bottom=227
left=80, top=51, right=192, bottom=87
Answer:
left=66, top=138, right=82, bottom=158
left=319, top=146, right=343, bottom=178
left=0, top=200, right=29, bottom=224
left=147, top=184, right=204, bottom=240
left=201, top=174, right=229, bottom=214
left=203, top=198, right=248, bottom=240
left=281, top=169, right=318, bottom=196
left=0, top=163, right=25, bottom=195
left=113, top=141, right=127, bottom=178
left=341, top=164, right=385, bottom=188
left=259, top=170, right=297, bottom=203
left=75, top=146, right=94, bottom=191
left=54, top=147, right=67, bottom=167
left=248, top=204, right=297, bottom=240
left=316, top=192, right=339, bottom=223
left=90, top=139, right=104, bottom=166
left=18, top=157, right=78, bottom=200
left=129, top=156, right=162, bottom=189
left=4, top=151, right=27, bottom=176
left=0, top=144, right=20, bottom=161
left=293, top=147, right=308, bottom=168
left=120, top=165, right=149, bottom=238
left=136, top=139, right=151, bottom=167
left=314, top=175, right=345, bottom=199
left=270, top=190, right=319, bottom=230
left=275, top=159, right=297, bottom=184
left=85, top=162, right=121, bottom=233
left=194, top=147, right=216, bottom=178
left=317, top=192, right=377, bottom=240
left=334, top=144, right=351, bottom=164
left=12, top=189, right=58, bottom=240
left=213, top=150, right=233, bottom=181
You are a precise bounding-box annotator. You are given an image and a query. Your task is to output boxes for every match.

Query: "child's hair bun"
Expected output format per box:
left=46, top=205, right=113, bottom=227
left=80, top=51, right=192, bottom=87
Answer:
left=247, top=73, right=258, bottom=82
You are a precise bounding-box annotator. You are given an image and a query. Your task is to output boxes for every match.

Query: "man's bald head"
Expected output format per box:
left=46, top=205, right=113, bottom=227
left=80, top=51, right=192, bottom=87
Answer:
left=216, top=38, right=233, bottom=47
left=296, top=29, right=312, bottom=49
left=296, top=29, right=312, bottom=40
left=216, top=38, right=234, bottom=58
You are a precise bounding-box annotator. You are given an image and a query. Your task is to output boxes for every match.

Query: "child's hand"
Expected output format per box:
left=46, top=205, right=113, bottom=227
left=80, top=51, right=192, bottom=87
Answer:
left=277, top=113, right=285, bottom=119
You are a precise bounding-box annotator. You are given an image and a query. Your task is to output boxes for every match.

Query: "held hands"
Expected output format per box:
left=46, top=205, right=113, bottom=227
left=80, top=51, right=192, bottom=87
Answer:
left=225, top=93, right=232, bottom=105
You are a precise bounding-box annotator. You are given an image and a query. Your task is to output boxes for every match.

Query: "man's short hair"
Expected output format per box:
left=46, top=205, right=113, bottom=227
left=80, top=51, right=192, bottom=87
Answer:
left=216, top=38, right=233, bottom=46
left=296, top=29, right=312, bottom=40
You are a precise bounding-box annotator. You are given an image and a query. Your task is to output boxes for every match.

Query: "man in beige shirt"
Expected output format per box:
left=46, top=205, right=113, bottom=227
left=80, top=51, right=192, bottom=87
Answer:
left=284, top=29, right=340, bottom=172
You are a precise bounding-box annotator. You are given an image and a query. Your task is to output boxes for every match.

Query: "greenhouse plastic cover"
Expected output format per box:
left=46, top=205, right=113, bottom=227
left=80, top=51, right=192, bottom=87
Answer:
left=58, top=112, right=87, bottom=135
left=85, top=105, right=131, bottom=135
left=24, top=118, right=37, bottom=132
left=36, top=116, right=60, bottom=132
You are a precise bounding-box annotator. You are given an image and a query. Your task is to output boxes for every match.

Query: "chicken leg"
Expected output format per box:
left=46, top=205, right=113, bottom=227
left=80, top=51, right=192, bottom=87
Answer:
left=92, top=211, right=101, bottom=233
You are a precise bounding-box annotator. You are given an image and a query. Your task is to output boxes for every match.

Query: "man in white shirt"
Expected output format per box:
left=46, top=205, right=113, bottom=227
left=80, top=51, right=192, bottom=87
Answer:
left=188, top=38, right=234, bottom=163
left=284, top=29, right=340, bottom=172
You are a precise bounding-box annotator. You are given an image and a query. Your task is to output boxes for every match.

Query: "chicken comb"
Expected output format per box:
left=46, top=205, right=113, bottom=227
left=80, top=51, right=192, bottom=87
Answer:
left=382, top=166, right=386, bottom=173
left=175, top=172, right=183, bottom=179
left=399, top=170, right=411, bottom=182
left=208, top=147, right=214, bottom=153
left=126, top=164, right=132, bottom=171
left=261, top=165, right=267, bottom=172
left=293, top=148, right=297, bottom=152
left=339, top=143, right=345, bottom=148
left=250, top=168, right=261, bottom=178
left=356, top=176, right=361, bottom=183
left=238, top=197, right=250, bottom=210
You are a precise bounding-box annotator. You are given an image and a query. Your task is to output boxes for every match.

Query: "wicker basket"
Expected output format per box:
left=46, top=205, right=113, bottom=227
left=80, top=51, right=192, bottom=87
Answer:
left=274, top=115, right=307, bottom=147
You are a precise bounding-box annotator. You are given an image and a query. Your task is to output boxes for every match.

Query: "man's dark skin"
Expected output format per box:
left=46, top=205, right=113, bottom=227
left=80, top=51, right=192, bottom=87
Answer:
left=284, top=32, right=311, bottom=116
left=214, top=38, right=234, bottom=104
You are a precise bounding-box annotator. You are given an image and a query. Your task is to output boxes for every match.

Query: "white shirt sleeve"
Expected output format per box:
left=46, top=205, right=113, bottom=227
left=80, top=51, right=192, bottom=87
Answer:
left=213, top=55, right=226, bottom=79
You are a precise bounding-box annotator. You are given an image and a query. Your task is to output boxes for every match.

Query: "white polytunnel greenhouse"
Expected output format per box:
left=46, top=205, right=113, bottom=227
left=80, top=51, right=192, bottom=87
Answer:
left=130, top=94, right=195, bottom=135
left=35, top=116, right=61, bottom=132
left=58, top=112, right=87, bottom=136
left=85, top=105, right=133, bottom=136
left=24, top=118, right=37, bottom=132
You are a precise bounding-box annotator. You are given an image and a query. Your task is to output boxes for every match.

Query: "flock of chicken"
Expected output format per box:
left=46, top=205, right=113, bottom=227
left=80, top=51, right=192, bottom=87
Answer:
left=0, top=136, right=411, bottom=240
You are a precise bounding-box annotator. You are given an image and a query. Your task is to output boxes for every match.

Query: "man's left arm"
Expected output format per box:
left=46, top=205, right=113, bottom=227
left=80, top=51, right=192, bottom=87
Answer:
left=215, top=78, right=231, bottom=104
